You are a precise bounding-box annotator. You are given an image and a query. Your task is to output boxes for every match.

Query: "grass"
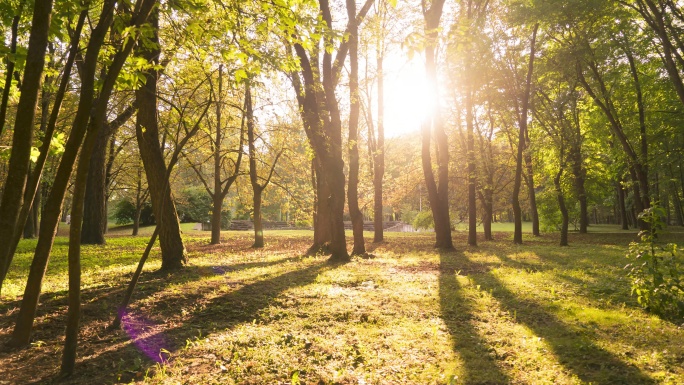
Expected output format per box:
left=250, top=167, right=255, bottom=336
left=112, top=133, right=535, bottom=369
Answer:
left=1, top=227, right=683, bottom=384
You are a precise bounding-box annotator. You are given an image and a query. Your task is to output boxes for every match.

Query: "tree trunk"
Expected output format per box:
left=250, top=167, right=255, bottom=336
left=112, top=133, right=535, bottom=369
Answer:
left=252, top=190, right=264, bottom=248
left=466, top=89, right=477, bottom=246
left=312, top=162, right=333, bottom=251
left=513, top=24, right=538, bottom=244
left=9, top=0, right=151, bottom=347
left=0, top=0, right=53, bottom=289
left=246, top=81, right=264, bottom=248
left=133, top=167, right=144, bottom=236
left=421, top=0, right=453, bottom=250
left=555, top=167, right=569, bottom=246
left=671, top=179, right=684, bottom=226
left=23, top=176, right=37, bottom=239
left=60, top=119, right=99, bottom=377
left=524, top=128, right=540, bottom=236
left=478, top=187, right=493, bottom=241
left=347, top=0, right=365, bottom=255
left=81, top=127, right=109, bottom=245
left=135, top=9, right=187, bottom=271
left=0, top=8, right=85, bottom=289
left=0, top=3, right=23, bottom=138
left=211, top=65, right=224, bottom=245
left=617, top=180, right=629, bottom=230
left=373, top=51, right=385, bottom=243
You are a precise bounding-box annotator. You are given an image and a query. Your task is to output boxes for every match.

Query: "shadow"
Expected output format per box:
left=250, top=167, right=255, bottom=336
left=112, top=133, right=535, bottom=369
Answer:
left=0, top=254, right=307, bottom=350
left=18, top=259, right=332, bottom=384
left=481, top=244, right=641, bottom=311
left=457, top=253, right=656, bottom=384
left=438, top=249, right=512, bottom=384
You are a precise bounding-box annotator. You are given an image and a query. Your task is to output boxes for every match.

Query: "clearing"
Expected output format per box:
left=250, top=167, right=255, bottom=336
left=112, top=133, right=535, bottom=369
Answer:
left=1, top=227, right=683, bottom=384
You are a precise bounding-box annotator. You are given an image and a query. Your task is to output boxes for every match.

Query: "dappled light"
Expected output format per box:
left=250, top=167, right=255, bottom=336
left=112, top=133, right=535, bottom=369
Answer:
left=1, top=0, right=684, bottom=381
left=1, top=231, right=682, bottom=383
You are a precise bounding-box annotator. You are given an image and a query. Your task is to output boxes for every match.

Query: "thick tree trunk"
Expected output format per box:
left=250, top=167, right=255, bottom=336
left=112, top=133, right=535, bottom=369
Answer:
left=327, top=159, right=349, bottom=261
left=82, top=106, right=134, bottom=244
left=0, top=0, right=53, bottom=289
left=347, top=0, right=365, bottom=255
left=311, top=162, right=333, bottom=251
left=135, top=9, right=187, bottom=271
left=81, top=127, right=108, bottom=245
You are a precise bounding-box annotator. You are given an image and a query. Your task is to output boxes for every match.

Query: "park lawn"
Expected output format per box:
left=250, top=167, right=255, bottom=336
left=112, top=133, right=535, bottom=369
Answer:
left=1, top=229, right=683, bottom=384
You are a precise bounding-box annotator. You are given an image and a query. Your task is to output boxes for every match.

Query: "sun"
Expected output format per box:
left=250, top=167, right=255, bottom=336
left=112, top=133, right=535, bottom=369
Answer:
left=382, top=53, right=432, bottom=138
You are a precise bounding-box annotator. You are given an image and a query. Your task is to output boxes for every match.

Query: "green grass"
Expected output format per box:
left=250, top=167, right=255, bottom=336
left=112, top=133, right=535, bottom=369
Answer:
left=1, top=229, right=683, bottom=384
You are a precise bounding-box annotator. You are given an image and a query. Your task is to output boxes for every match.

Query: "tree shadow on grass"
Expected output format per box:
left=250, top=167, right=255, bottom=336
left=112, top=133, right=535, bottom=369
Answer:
left=485, top=246, right=640, bottom=310
left=438, top=249, right=512, bottom=384
left=0, top=254, right=307, bottom=338
left=14, top=259, right=332, bottom=384
left=461, top=254, right=657, bottom=384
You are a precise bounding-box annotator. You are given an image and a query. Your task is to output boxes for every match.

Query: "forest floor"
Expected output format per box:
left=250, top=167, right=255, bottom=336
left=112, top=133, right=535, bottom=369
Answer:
left=1, top=226, right=683, bottom=384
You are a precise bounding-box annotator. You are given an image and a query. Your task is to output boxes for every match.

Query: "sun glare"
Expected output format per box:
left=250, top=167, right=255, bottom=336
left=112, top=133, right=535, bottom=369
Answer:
left=382, top=53, right=432, bottom=138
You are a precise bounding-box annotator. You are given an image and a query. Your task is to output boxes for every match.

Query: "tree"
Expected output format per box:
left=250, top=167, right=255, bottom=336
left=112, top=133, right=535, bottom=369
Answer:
left=347, top=0, right=365, bottom=255
left=135, top=8, right=188, bottom=271
left=246, top=81, right=283, bottom=248
left=289, top=0, right=374, bottom=261
left=8, top=0, right=153, bottom=348
left=0, top=0, right=54, bottom=290
left=81, top=102, right=136, bottom=244
left=420, top=0, right=453, bottom=249
left=511, top=24, right=538, bottom=244
left=180, top=64, right=239, bottom=245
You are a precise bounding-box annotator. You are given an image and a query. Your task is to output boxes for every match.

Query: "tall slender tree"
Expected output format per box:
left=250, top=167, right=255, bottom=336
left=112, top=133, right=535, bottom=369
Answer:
left=421, top=0, right=453, bottom=249
left=0, top=0, right=54, bottom=290
left=512, top=24, right=538, bottom=245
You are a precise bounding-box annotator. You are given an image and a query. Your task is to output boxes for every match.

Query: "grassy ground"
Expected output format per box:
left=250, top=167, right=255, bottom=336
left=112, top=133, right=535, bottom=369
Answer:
left=1, top=227, right=683, bottom=384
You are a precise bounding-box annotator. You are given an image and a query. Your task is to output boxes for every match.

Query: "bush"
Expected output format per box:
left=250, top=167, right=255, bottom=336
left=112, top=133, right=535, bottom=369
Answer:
left=412, top=210, right=434, bottom=230
left=112, top=199, right=154, bottom=226
left=175, top=187, right=232, bottom=229
left=176, top=187, right=213, bottom=223
left=625, top=205, right=684, bottom=321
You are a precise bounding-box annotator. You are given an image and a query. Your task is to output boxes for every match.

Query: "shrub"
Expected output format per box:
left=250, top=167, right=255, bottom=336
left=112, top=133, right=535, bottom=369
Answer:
left=112, top=199, right=154, bottom=225
left=175, top=187, right=232, bottom=229
left=625, top=205, right=684, bottom=321
left=176, top=186, right=213, bottom=223
left=412, top=210, right=434, bottom=230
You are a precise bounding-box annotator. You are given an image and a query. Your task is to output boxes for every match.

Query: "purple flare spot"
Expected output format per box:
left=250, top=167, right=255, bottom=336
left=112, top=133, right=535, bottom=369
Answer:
left=119, top=309, right=170, bottom=363
left=212, top=266, right=229, bottom=275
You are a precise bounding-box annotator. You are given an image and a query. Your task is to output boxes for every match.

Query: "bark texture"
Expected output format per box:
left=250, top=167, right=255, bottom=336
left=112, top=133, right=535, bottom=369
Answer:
left=134, top=9, right=187, bottom=271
